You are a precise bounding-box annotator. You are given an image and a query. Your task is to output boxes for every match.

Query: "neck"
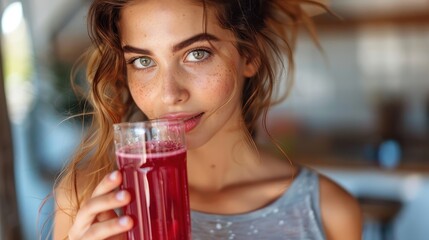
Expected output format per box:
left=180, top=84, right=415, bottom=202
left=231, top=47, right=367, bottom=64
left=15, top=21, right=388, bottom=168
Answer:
left=186, top=128, right=260, bottom=193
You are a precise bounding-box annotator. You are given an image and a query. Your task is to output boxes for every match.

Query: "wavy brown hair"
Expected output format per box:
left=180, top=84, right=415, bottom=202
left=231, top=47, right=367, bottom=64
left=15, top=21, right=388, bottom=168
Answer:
left=53, top=0, right=327, bottom=222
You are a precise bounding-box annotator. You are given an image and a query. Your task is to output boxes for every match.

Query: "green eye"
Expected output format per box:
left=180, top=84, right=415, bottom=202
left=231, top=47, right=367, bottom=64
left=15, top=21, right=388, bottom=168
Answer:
left=186, top=49, right=211, bottom=62
left=132, top=56, right=155, bottom=69
left=192, top=50, right=206, bottom=60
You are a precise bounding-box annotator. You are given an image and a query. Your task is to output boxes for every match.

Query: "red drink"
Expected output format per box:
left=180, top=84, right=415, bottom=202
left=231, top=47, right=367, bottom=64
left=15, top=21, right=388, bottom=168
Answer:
left=116, top=141, right=191, bottom=240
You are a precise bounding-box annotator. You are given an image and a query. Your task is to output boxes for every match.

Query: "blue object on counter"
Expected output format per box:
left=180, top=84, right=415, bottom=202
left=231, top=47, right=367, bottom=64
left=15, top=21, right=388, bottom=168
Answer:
left=378, top=139, right=402, bottom=169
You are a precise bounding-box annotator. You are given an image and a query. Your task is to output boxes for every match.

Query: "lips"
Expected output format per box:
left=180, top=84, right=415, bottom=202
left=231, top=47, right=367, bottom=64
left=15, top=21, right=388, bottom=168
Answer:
left=183, top=113, right=203, bottom=132
left=158, top=112, right=204, bottom=133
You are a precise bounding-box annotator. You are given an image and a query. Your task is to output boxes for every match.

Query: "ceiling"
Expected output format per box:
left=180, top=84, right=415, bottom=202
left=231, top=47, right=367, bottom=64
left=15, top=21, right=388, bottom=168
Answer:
left=330, top=0, right=429, bottom=17
left=8, top=0, right=429, bottom=63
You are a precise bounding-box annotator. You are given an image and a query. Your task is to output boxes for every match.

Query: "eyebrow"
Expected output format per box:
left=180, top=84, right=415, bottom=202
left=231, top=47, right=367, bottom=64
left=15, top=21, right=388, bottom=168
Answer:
left=122, top=33, right=219, bottom=55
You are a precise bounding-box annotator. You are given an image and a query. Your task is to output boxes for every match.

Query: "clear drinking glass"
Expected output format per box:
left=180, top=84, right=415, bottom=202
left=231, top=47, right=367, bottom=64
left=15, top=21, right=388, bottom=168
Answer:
left=113, top=120, right=191, bottom=240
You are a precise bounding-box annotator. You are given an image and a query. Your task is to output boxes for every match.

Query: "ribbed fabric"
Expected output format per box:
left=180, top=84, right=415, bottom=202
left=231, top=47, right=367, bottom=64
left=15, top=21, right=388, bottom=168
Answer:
left=191, top=167, right=326, bottom=240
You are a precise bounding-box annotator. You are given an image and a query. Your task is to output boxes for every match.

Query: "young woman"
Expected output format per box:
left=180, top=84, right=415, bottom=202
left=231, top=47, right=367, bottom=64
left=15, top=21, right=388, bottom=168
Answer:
left=53, top=0, right=363, bottom=239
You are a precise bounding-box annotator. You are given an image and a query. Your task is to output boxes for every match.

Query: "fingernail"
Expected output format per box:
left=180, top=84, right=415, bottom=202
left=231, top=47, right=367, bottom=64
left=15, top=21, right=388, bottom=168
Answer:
left=109, top=171, right=119, bottom=181
left=119, top=216, right=130, bottom=226
left=116, top=190, right=126, bottom=201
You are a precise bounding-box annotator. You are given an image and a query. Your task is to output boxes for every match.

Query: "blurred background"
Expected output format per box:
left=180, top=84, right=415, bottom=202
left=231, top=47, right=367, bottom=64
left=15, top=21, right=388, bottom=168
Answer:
left=0, top=0, right=428, bottom=239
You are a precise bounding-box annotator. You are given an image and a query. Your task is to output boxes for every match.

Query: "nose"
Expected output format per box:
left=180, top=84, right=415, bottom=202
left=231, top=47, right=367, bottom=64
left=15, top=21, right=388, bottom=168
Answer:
left=160, top=69, right=189, bottom=105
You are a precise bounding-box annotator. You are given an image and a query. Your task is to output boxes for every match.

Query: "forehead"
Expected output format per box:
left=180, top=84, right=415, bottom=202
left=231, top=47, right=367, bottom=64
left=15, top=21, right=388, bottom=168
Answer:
left=118, top=0, right=232, bottom=47
left=119, top=0, right=206, bottom=33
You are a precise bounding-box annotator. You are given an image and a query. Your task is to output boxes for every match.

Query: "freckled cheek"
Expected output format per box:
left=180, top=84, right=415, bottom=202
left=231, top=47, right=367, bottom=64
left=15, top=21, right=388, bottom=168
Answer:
left=193, top=67, right=237, bottom=99
left=128, top=81, right=156, bottom=117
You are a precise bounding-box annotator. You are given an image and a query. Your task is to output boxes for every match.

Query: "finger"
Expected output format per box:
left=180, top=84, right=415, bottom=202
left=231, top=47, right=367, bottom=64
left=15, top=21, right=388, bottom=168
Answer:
left=96, top=209, right=118, bottom=223
left=70, top=190, right=131, bottom=238
left=92, top=171, right=123, bottom=198
left=96, top=191, right=128, bottom=222
left=83, top=216, right=133, bottom=240
left=77, top=190, right=131, bottom=225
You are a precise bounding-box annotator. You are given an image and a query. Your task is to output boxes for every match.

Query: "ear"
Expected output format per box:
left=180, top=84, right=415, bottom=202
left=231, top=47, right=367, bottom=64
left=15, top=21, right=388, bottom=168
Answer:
left=242, top=56, right=260, bottom=78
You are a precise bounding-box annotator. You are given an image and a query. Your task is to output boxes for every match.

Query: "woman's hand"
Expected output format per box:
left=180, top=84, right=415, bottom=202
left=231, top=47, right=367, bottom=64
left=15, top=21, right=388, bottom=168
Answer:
left=67, top=171, right=133, bottom=240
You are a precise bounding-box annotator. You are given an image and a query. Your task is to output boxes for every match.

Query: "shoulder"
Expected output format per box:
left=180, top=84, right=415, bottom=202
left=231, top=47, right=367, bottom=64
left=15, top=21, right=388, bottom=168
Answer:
left=318, top=172, right=363, bottom=240
left=53, top=170, right=90, bottom=239
left=54, top=169, right=91, bottom=209
left=53, top=175, right=75, bottom=240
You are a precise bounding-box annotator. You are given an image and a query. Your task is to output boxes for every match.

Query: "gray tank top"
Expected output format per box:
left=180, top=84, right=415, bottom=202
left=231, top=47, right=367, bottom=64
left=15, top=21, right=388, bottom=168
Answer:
left=190, top=167, right=326, bottom=240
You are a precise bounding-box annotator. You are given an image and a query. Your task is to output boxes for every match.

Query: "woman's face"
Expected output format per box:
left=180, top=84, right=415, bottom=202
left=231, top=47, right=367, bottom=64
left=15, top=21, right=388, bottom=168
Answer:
left=119, top=0, right=256, bottom=149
